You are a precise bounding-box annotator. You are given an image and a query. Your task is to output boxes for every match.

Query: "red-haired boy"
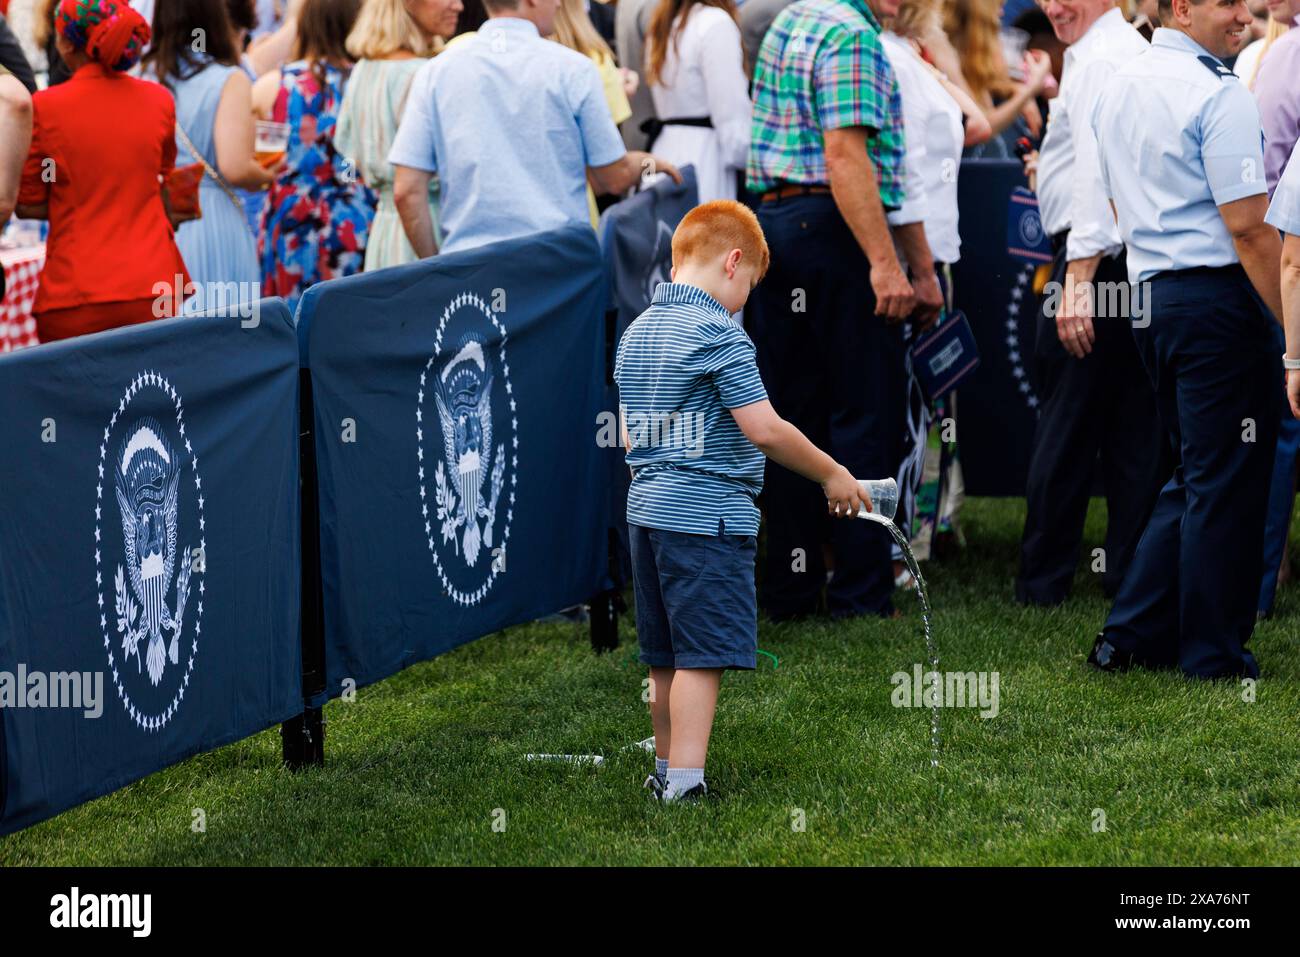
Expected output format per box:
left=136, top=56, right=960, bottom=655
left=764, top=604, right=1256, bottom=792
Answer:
left=615, top=200, right=873, bottom=802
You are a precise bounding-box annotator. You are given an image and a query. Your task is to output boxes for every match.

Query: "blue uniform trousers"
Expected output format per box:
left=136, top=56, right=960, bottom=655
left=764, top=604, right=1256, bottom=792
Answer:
left=1103, top=265, right=1277, bottom=678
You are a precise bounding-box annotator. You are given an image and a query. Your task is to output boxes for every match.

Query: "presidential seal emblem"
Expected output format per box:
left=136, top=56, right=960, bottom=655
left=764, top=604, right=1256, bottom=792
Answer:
left=95, top=371, right=205, bottom=732
left=1018, top=207, right=1044, bottom=249
left=417, top=292, right=517, bottom=606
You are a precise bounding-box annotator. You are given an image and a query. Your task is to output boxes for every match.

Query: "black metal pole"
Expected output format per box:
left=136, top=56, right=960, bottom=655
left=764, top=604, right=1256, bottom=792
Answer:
left=283, top=368, right=327, bottom=768
left=590, top=306, right=624, bottom=654
left=590, top=590, right=617, bottom=653
left=590, top=528, right=623, bottom=654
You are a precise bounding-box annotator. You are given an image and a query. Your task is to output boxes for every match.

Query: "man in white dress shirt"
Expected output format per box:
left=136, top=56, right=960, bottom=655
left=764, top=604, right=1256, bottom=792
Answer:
left=1016, top=0, right=1171, bottom=608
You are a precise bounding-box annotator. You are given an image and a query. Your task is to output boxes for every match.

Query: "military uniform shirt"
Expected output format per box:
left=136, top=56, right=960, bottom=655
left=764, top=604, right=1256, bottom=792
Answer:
left=1090, top=27, right=1268, bottom=283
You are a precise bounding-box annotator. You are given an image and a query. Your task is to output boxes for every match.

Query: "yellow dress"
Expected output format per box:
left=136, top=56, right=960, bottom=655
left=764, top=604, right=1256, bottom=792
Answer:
left=587, top=50, right=632, bottom=225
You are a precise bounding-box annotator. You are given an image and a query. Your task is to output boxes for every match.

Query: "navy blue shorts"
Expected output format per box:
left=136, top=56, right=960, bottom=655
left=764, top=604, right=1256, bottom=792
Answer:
left=629, top=522, right=758, bottom=670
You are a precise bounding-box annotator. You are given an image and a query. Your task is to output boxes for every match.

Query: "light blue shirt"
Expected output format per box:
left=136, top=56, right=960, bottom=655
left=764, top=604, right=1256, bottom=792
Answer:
left=1090, top=28, right=1268, bottom=283
left=388, top=17, right=627, bottom=255
left=614, top=283, right=768, bottom=536
left=1266, top=139, right=1300, bottom=237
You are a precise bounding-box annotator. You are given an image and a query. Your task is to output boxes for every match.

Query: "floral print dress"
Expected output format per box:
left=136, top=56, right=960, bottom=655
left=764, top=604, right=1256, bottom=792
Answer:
left=259, top=60, right=376, bottom=310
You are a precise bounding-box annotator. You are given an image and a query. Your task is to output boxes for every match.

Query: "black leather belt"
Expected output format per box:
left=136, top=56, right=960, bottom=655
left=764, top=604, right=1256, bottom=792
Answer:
left=639, top=116, right=713, bottom=151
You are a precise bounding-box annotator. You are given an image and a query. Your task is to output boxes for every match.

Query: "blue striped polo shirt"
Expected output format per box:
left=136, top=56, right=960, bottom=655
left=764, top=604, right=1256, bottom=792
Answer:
left=614, top=282, right=769, bottom=536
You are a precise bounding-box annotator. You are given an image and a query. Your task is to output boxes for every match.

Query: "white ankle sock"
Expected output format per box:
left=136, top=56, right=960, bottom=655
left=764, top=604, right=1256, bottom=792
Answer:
left=664, top=767, right=704, bottom=801
left=655, top=757, right=669, bottom=783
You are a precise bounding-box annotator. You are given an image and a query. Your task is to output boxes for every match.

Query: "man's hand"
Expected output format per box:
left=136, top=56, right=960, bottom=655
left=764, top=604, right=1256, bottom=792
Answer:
left=1056, top=256, right=1103, bottom=358
left=1056, top=278, right=1095, bottom=358
left=1289, top=369, right=1300, bottom=421
left=589, top=150, right=682, bottom=195
left=891, top=221, right=940, bottom=327
left=872, top=262, right=916, bottom=321
left=641, top=153, right=683, bottom=186
left=911, top=270, right=944, bottom=329
left=822, top=463, right=870, bottom=519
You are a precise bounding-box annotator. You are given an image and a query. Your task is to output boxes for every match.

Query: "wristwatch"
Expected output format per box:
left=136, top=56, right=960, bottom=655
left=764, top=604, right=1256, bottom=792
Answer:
left=1285, top=354, right=1300, bottom=371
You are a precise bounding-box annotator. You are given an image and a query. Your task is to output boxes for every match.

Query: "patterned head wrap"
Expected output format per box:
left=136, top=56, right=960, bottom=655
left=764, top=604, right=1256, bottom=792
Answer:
left=57, top=0, right=151, bottom=73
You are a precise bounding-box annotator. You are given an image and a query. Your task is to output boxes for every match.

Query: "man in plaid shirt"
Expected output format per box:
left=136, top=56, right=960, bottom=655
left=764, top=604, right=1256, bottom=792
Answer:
left=745, top=0, right=944, bottom=621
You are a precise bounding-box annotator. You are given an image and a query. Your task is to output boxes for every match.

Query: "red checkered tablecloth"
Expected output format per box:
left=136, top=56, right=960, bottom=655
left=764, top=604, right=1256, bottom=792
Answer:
left=1, top=244, right=44, bottom=353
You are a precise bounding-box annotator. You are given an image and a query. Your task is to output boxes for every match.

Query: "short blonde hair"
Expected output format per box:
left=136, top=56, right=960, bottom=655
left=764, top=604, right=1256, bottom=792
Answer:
left=671, top=200, right=770, bottom=278
left=345, top=0, right=442, bottom=59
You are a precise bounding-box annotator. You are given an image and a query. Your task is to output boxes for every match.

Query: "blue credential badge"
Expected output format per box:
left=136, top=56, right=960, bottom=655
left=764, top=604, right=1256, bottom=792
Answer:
left=909, top=310, right=980, bottom=404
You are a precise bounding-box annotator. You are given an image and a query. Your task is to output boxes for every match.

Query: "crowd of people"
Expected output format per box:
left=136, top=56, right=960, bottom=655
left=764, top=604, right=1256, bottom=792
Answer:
left=0, top=0, right=1298, bottom=694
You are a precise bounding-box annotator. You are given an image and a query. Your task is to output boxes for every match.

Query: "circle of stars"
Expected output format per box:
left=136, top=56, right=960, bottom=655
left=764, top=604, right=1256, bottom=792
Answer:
left=1006, top=264, right=1041, bottom=415
left=416, top=292, right=518, bottom=607
left=95, top=370, right=206, bottom=733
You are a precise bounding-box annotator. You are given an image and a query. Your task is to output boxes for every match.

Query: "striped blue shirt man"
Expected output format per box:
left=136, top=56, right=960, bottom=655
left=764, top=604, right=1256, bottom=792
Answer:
left=614, top=282, right=768, bottom=536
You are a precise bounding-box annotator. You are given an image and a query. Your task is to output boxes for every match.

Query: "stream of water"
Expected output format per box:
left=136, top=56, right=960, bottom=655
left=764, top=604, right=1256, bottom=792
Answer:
left=860, top=512, right=940, bottom=769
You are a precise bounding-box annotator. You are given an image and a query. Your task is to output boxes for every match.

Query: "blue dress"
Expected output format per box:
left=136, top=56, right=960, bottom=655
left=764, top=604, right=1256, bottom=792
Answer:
left=168, top=59, right=261, bottom=314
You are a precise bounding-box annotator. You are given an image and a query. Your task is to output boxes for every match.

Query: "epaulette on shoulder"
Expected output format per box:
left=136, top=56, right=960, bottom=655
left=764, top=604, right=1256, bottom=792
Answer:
left=1197, top=55, right=1237, bottom=79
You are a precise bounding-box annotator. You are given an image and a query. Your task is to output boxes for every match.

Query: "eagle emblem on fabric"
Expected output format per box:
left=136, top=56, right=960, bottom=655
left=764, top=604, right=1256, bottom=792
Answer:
left=417, top=293, right=518, bottom=606
left=433, top=336, right=506, bottom=569
left=96, top=371, right=205, bottom=731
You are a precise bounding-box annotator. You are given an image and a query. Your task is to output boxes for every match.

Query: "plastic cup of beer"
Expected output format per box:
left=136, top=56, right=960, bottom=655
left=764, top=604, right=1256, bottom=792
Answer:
left=255, top=120, right=290, bottom=167
left=856, top=478, right=899, bottom=523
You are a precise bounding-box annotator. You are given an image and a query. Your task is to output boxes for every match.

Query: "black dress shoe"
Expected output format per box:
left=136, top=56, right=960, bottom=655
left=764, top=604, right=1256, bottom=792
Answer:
left=1087, top=633, right=1137, bottom=673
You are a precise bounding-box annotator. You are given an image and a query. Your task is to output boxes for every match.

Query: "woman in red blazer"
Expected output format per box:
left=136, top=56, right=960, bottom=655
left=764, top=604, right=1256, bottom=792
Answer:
left=15, top=0, right=189, bottom=342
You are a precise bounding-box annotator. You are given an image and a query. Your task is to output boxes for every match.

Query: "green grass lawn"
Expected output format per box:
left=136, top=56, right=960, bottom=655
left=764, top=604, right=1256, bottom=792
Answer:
left=3, top=497, right=1299, bottom=865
